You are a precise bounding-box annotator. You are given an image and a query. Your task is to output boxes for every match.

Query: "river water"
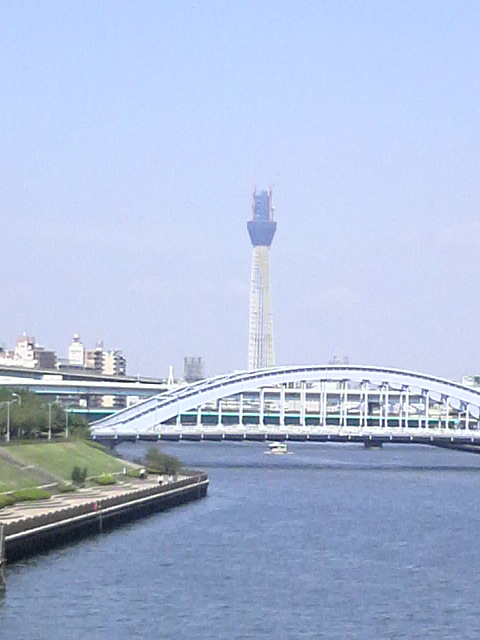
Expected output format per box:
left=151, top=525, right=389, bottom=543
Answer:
left=2, top=442, right=480, bottom=639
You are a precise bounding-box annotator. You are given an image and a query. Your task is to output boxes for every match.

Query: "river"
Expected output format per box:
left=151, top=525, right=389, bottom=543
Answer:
left=2, top=441, right=480, bottom=639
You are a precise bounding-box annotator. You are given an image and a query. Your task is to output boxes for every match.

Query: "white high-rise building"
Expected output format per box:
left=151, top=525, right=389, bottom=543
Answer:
left=11, top=334, right=36, bottom=368
left=102, top=349, right=126, bottom=377
left=247, top=189, right=277, bottom=370
left=68, top=334, right=85, bottom=366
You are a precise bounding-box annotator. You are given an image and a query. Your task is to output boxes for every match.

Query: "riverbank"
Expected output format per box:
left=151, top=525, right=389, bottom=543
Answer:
left=1, top=473, right=208, bottom=565
left=0, top=440, right=140, bottom=493
left=0, top=439, right=208, bottom=577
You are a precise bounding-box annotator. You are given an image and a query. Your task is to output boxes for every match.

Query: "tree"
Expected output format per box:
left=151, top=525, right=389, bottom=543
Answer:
left=0, top=387, right=88, bottom=440
left=144, top=446, right=182, bottom=474
left=71, top=466, right=88, bottom=485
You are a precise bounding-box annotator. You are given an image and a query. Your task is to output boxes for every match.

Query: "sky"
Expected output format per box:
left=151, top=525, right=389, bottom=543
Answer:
left=1, top=1, right=480, bottom=381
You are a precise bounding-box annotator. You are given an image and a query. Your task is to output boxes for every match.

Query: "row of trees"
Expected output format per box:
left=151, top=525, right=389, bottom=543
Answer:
left=0, top=388, right=88, bottom=440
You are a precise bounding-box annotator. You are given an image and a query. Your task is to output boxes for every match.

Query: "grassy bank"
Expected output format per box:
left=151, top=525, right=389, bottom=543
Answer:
left=0, top=464, right=48, bottom=493
left=0, top=441, right=142, bottom=509
left=6, top=441, right=137, bottom=482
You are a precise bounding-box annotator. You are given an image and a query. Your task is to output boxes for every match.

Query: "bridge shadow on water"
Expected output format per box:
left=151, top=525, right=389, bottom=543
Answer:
left=195, top=460, right=480, bottom=472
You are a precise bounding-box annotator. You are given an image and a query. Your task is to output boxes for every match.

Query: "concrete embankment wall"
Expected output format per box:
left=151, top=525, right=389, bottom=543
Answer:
left=3, top=474, right=208, bottom=563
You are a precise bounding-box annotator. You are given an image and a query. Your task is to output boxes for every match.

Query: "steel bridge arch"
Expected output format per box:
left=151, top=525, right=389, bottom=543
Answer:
left=90, top=365, right=480, bottom=436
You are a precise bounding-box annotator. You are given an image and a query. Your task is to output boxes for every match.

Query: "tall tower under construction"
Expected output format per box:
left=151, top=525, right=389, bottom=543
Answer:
left=247, top=189, right=277, bottom=370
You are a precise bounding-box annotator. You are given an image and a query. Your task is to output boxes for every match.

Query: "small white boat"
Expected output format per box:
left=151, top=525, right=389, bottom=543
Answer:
left=268, top=441, right=288, bottom=454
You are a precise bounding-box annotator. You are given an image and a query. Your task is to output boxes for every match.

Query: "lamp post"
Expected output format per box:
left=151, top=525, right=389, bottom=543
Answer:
left=61, top=399, right=74, bottom=439
left=46, top=401, right=58, bottom=441
left=2, top=393, right=21, bottom=443
left=65, top=407, right=70, bottom=439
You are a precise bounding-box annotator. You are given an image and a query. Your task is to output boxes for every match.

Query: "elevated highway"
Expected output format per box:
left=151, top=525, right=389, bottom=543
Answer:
left=0, top=366, right=170, bottom=399
left=0, top=366, right=172, bottom=417
left=0, top=376, right=169, bottom=398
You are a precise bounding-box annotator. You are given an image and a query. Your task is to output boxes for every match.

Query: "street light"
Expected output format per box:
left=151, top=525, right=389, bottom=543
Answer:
left=1, top=393, right=21, bottom=443
left=59, top=399, right=74, bottom=439
left=46, top=400, right=58, bottom=441
left=65, top=406, right=70, bottom=439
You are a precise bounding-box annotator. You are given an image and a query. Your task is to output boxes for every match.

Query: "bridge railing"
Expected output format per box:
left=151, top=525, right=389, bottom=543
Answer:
left=91, top=365, right=480, bottom=436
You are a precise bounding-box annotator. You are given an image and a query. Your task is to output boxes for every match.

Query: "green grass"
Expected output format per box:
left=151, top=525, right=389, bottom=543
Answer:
left=0, top=495, right=17, bottom=509
left=7, top=441, right=137, bottom=482
left=94, top=474, right=116, bottom=486
left=83, top=440, right=110, bottom=453
left=0, top=488, right=52, bottom=510
left=0, top=463, right=47, bottom=493
left=12, top=488, right=51, bottom=501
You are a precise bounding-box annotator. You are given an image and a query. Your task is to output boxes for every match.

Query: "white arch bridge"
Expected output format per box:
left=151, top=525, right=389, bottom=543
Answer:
left=90, top=365, right=480, bottom=450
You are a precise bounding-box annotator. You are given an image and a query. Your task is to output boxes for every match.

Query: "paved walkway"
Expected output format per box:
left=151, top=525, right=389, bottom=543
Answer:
left=0, top=475, right=183, bottom=525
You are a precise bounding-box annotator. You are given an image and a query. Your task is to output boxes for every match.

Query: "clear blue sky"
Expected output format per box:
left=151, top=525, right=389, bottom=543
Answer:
left=1, top=1, right=479, bottom=380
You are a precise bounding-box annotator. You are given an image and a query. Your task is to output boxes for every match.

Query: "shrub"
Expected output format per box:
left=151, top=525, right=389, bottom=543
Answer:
left=71, top=466, right=88, bottom=485
left=0, top=495, right=16, bottom=509
left=144, top=447, right=182, bottom=474
left=95, top=474, right=116, bottom=486
left=12, top=488, right=51, bottom=502
left=67, top=422, right=90, bottom=439
left=126, top=468, right=145, bottom=478
left=0, top=488, right=52, bottom=508
left=71, top=466, right=81, bottom=484
left=57, top=483, right=75, bottom=493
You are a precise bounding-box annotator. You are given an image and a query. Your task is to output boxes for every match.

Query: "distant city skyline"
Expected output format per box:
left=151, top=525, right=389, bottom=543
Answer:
left=0, top=332, right=126, bottom=376
left=2, top=2, right=480, bottom=382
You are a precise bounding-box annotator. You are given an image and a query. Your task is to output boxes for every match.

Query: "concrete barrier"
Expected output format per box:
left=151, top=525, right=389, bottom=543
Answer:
left=3, top=474, right=208, bottom=563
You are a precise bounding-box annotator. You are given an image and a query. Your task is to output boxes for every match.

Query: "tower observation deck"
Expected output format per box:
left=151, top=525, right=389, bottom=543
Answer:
left=247, top=189, right=277, bottom=370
